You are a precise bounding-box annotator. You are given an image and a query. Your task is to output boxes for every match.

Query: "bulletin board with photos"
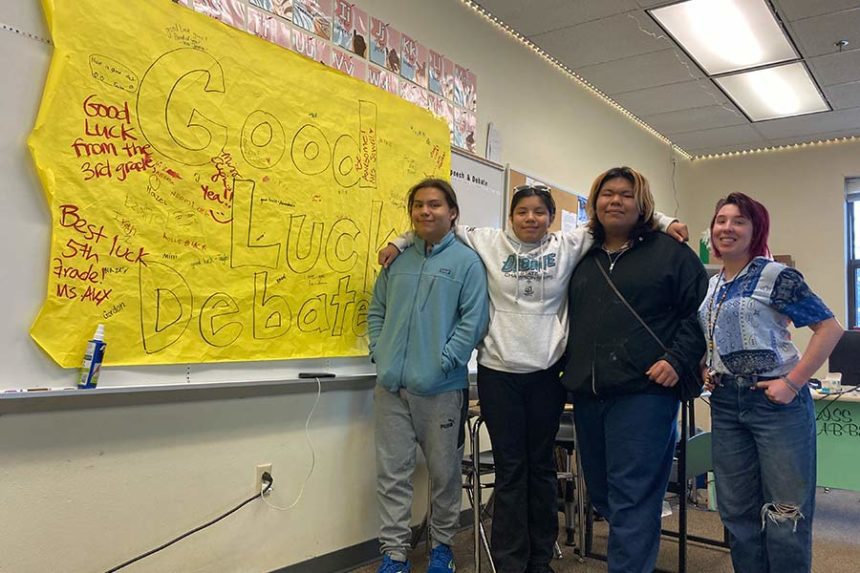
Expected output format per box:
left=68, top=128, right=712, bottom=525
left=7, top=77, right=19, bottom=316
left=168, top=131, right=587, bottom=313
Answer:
left=506, top=168, right=588, bottom=234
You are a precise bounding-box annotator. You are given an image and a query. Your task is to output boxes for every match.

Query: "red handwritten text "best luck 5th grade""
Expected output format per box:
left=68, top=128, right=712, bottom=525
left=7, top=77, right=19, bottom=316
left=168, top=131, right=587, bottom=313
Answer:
left=52, top=204, right=150, bottom=306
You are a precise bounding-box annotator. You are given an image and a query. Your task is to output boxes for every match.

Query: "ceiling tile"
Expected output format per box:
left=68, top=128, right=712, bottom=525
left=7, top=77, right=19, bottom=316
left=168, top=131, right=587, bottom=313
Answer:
left=774, top=0, right=860, bottom=22
left=765, top=127, right=860, bottom=147
left=668, top=125, right=768, bottom=152
left=613, top=79, right=731, bottom=116
left=752, top=108, right=860, bottom=139
left=479, top=0, right=860, bottom=155
left=530, top=12, right=669, bottom=68
left=807, top=50, right=860, bottom=86
left=477, top=0, right=638, bottom=37
left=824, top=82, right=860, bottom=109
left=575, top=48, right=704, bottom=94
left=784, top=9, right=860, bottom=57
left=644, top=105, right=747, bottom=135
left=635, top=0, right=676, bottom=8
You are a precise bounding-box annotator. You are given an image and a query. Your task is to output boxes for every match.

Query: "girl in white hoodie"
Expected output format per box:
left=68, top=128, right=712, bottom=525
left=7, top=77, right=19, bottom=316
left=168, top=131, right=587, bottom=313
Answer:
left=380, top=185, right=683, bottom=573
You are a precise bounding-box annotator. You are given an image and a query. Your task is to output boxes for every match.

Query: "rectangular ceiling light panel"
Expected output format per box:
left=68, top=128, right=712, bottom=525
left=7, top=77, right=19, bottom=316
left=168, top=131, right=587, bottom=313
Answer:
left=650, top=0, right=797, bottom=75
left=715, top=62, right=829, bottom=121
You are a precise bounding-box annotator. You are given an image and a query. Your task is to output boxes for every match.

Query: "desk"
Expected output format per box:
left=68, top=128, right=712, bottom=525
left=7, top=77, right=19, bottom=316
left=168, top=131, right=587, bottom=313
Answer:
left=813, top=388, right=860, bottom=490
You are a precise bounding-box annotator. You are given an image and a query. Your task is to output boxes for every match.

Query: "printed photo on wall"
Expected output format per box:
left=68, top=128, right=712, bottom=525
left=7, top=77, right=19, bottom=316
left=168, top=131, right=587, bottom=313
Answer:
left=270, top=0, right=293, bottom=20
left=401, top=34, right=417, bottom=82
left=293, top=0, right=332, bottom=40
left=429, top=93, right=454, bottom=132
left=577, top=196, right=589, bottom=226
left=247, top=6, right=291, bottom=48
left=442, top=57, right=455, bottom=101
left=350, top=6, right=368, bottom=57
left=192, top=0, right=246, bottom=29
left=399, top=80, right=428, bottom=109
left=333, top=1, right=368, bottom=58
left=292, top=27, right=330, bottom=64
left=368, top=65, right=399, bottom=95
left=401, top=35, right=427, bottom=87
left=384, top=26, right=402, bottom=74
left=332, top=0, right=352, bottom=50
left=453, top=108, right=476, bottom=153
left=428, top=50, right=444, bottom=96
left=330, top=48, right=366, bottom=80
left=466, top=69, right=477, bottom=111
left=453, top=64, right=471, bottom=108
left=250, top=0, right=294, bottom=19
left=369, top=17, right=388, bottom=68
left=249, top=0, right=273, bottom=11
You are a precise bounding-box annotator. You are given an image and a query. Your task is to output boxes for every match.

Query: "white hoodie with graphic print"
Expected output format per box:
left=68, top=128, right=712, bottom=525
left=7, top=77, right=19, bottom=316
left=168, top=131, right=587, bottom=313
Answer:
left=390, top=214, right=675, bottom=374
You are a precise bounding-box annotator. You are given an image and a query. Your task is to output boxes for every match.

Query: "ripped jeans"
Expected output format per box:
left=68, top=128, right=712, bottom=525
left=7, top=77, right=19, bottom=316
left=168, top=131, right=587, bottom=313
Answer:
left=710, top=375, right=816, bottom=573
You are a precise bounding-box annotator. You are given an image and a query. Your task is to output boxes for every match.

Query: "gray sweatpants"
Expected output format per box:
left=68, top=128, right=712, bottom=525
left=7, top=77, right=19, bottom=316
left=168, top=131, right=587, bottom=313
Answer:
left=374, top=385, right=468, bottom=562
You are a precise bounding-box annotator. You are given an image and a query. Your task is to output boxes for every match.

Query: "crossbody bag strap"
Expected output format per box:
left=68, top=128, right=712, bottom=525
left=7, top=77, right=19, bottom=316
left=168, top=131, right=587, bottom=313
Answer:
left=593, top=257, right=668, bottom=353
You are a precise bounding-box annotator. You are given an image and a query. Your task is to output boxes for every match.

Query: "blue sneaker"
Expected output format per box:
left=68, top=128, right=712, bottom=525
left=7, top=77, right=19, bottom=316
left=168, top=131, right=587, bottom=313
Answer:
left=377, top=554, right=411, bottom=573
left=427, top=544, right=455, bottom=573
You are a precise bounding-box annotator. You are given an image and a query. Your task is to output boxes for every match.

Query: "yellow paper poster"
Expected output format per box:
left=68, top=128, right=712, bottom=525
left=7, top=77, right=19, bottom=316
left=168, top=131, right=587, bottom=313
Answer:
left=29, top=0, right=450, bottom=368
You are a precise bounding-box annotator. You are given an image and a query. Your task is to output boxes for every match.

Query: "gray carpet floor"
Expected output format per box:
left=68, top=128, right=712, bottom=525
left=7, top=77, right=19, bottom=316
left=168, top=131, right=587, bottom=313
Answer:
left=350, top=487, right=860, bottom=572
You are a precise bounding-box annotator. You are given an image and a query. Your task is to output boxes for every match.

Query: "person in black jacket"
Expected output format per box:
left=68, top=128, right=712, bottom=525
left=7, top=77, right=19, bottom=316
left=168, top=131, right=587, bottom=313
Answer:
left=560, top=166, right=707, bottom=573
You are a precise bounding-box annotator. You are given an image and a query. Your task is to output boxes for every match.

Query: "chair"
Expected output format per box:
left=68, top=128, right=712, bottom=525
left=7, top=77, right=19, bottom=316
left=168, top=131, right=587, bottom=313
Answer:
left=661, top=400, right=730, bottom=573
left=463, top=401, right=566, bottom=572
left=555, top=409, right=586, bottom=559
left=462, top=402, right=497, bottom=573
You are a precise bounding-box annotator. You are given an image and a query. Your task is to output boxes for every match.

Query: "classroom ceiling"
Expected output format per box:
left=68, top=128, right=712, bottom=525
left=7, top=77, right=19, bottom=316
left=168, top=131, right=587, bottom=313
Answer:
left=475, top=0, right=860, bottom=157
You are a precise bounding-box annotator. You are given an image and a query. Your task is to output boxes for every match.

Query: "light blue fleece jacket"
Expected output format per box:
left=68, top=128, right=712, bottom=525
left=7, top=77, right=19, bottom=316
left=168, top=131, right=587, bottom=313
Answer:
left=367, top=230, right=489, bottom=395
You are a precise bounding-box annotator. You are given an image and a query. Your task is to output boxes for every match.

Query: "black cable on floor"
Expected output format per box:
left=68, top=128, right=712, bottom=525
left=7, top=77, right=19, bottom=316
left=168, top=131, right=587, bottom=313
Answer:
left=105, top=480, right=273, bottom=572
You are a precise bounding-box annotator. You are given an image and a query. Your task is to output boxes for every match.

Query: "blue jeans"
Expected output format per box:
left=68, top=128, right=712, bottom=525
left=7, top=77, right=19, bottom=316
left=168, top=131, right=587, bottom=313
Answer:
left=574, top=392, right=679, bottom=573
left=710, top=376, right=816, bottom=573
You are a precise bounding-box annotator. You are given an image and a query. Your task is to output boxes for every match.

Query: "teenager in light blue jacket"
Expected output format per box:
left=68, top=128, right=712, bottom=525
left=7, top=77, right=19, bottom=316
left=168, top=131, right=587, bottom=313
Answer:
left=368, top=178, right=489, bottom=573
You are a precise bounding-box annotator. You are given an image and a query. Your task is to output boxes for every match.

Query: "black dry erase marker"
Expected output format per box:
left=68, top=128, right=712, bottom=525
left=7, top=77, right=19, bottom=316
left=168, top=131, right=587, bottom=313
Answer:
left=298, top=372, right=336, bottom=378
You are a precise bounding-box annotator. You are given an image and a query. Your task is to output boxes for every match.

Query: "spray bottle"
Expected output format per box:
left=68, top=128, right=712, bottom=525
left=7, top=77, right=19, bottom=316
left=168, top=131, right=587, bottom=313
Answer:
left=78, top=324, right=106, bottom=389
left=699, top=230, right=711, bottom=264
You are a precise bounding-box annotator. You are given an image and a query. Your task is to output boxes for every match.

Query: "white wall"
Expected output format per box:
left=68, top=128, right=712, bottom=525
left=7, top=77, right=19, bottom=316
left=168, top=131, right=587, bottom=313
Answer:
left=359, top=0, right=683, bottom=212
left=678, top=141, right=857, bottom=355
left=679, top=141, right=858, bottom=432
left=0, top=1, right=681, bottom=572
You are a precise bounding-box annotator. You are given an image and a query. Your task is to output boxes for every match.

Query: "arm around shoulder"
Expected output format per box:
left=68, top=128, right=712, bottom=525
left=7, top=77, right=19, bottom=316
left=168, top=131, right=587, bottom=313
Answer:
left=454, top=223, right=500, bottom=250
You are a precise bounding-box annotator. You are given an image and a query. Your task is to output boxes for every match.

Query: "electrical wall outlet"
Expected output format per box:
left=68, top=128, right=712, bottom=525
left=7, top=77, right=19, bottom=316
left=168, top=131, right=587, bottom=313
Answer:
left=255, top=463, right=273, bottom=493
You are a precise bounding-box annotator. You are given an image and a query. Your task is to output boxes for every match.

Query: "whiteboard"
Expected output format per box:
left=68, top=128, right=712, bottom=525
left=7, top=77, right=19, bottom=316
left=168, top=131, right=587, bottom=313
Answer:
left=0, top=11, right=504, bottom=392
left=0, top=8, right=389, bottom=392
left=448, top=149, right=504, bottom=374
left=450, top=149, right=505, bottom=229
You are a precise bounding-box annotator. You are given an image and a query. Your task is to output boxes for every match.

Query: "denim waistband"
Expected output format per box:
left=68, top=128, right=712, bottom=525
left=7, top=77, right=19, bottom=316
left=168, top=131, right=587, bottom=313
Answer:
left=721, top=374, right=780, bottom=388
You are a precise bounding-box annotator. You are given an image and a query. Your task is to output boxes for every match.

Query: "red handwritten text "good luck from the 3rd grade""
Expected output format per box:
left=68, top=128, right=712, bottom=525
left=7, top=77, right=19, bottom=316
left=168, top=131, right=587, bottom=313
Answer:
left=52, top=204, right=150, bottom=306
left=70, top=94, right=154, bottom=182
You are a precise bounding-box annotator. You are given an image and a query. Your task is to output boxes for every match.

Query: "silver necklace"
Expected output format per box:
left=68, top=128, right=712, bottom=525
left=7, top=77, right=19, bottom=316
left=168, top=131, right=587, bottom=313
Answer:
left=601, top=241, right=630, bottom=272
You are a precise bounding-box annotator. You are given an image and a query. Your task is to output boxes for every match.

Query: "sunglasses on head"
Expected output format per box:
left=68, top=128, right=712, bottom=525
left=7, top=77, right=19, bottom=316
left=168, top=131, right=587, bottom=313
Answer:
left=513, top=184, right=551, bottom=195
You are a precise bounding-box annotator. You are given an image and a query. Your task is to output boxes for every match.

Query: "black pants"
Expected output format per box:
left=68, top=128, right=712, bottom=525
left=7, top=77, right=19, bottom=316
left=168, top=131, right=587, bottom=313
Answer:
left=477, top=363, right=566, bottom=573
